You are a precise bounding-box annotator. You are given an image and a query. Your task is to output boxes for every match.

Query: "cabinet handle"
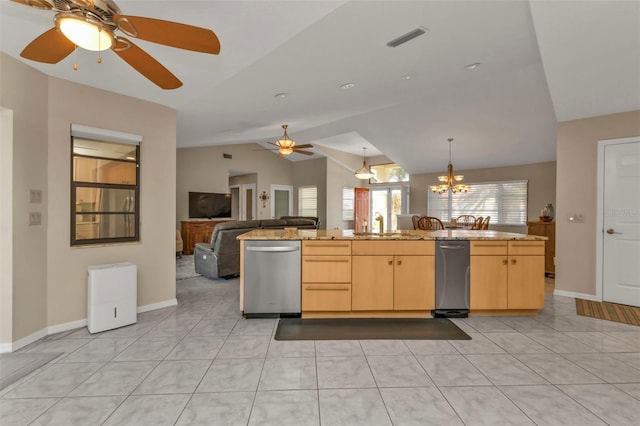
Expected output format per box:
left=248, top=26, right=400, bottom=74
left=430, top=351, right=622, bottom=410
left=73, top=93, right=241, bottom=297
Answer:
left=308, top=244, right=350, bottom=247
left=511, top=259, right=517, bottom=265
left=388, top=260, right=393, bottom=265
left=304, top=259, right=349, bottom=263
left=502, top=259, right=508, bottom=265
left=397, top=260, right=402, bottom=266
left=304, top=287, right=350, bottom=291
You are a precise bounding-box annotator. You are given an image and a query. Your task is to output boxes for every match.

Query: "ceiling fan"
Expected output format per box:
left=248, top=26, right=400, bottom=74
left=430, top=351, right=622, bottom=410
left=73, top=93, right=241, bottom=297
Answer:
left=260, top=125, right=314, bottom=157
left=10, top=0, right=221, bottom=89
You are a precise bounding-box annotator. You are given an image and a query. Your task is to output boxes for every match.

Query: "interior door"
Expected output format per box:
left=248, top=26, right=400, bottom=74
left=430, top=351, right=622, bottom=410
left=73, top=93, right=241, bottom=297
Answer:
left=603, top=140, right=640, bottom=306
left=354, top=187, right=370, bottom=232
left=242, top=183, right=256, bottom=220
left=271, top=185, right=293, bottom=219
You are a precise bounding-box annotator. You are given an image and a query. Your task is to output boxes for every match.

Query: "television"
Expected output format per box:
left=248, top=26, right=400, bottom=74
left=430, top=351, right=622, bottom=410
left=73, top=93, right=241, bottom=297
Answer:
left=188, top=192, right=232, bottom=219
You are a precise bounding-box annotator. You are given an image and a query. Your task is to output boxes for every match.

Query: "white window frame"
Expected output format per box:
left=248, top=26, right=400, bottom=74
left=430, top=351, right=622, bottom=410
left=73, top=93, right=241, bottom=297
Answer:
left=298, top=185, right=318, bottom=217
left=427, top=180, right=528, bottom=225
left=342, top=187, right=354, bottom=221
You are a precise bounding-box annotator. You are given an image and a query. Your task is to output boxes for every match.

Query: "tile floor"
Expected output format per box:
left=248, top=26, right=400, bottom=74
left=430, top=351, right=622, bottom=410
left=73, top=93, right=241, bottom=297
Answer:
left=1, top=261, right=640, bottom=425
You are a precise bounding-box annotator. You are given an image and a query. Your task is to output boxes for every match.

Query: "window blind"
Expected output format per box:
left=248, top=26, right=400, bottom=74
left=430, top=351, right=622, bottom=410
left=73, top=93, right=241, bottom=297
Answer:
left=428, top=180, right=528, bottom=225
left=342, top=187, right=354, bottom=221
left=298, top=186, right=318, bottom=216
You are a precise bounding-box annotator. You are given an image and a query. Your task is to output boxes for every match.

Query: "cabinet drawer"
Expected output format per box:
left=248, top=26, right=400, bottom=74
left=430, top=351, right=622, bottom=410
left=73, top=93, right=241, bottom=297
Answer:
left=508, top=241, right=545, bottom=256
left=302, top=284, right=352, bottom=311
left=352, top=240, right=434, bottom=255
left=302, top=256, right=351, bottom=282
left=470, top=241, right=508, bottom=255
left=302, top=241, right=351, bottom=255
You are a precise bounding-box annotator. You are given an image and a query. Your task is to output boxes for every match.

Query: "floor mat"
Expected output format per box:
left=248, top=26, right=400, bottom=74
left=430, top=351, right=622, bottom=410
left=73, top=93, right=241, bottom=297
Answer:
left=575, top=298, right=640, bottom=326
left=274, top=317, right=471, bottom=340
left=176, top=255, right=200, bottom=280
left=0, top=352, right=62, bottom=390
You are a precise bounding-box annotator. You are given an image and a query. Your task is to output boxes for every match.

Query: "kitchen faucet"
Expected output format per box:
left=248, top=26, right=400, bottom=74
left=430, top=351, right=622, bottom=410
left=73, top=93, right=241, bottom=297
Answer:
left=375, top=212, right=384, bottom=234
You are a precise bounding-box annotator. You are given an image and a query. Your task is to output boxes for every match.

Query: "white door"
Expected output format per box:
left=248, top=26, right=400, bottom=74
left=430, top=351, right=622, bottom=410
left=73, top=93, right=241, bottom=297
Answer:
left=602, top=139, right=640, bottom=306
left=271, top=185, right=293, bottom=219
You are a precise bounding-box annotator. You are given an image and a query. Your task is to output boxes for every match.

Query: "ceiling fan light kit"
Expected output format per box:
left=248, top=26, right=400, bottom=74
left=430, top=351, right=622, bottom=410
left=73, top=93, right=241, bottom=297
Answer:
left=12, top=0, right=221, bottom=89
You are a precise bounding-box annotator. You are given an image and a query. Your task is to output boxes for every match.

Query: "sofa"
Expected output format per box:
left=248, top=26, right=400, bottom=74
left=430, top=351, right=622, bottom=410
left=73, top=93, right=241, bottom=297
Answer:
left=193, top=216, right=319, bottom=279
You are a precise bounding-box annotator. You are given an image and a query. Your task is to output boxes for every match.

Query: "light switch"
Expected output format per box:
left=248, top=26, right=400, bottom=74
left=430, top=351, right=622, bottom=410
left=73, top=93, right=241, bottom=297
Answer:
left=30, top=189, right=42, bottom=204
left=29, top=211, right=41, bottom=226
left=568, top=214, right=584, bottom=223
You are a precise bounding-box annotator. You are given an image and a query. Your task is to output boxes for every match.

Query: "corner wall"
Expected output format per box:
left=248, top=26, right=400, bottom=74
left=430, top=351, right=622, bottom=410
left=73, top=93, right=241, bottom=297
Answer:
left=556, top=111, right=640, bottom=296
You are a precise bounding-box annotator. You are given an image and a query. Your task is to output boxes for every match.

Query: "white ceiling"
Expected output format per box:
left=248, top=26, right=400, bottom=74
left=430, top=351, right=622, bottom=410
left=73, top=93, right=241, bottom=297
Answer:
left=1, top=0, right=638, bottom=173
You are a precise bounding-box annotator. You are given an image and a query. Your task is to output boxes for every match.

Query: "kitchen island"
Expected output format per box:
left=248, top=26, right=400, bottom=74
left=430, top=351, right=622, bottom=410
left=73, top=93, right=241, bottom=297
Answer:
left=238, top=229, right=547, bottom=318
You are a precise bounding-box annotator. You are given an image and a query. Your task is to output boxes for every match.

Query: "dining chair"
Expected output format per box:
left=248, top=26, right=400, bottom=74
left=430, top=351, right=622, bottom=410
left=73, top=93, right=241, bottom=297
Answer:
left=411, top=215, right=421, bottom=230
left=471, top=216, right=484, bottom=230
left=482, top=216, right=491, bottom=230
left=456, top=214, right=476, bottom=227
left=416, top=216, right=445, bottom=230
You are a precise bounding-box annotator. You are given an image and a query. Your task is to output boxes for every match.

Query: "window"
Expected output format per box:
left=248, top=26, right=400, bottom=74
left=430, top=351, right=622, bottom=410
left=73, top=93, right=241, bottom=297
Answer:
left=342, top=187, right=354, bottom=221
left=370, top=163, right=409, bottom=183
left=428, top=180, right=528, bottom=225
left=71, top=125, right=141, bottom=245
left=298, top=186, right=317, bottom=216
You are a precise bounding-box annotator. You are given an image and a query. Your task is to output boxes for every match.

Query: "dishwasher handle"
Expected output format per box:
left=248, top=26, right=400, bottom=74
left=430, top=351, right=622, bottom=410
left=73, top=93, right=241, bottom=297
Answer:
left=246, top=246, right=300, bottom=253
left=439, top=245, right=467, bottom=250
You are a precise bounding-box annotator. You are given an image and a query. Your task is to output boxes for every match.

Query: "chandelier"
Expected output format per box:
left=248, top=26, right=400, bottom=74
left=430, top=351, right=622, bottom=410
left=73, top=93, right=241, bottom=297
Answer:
left=354, top=147, right=374, bottom=180
left=275, top=125, right=295, bottom=155
left=430, top=138, right=469, bottom=194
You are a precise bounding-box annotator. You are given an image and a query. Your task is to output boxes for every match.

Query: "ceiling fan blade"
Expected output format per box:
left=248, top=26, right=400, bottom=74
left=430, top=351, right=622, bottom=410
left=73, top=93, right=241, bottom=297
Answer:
left=114, top=15, right=220, bottom=54
left=10, top=0, right=52, bottom=10
left=294, top=150, right=314, bottom=156
left=112, top=37, right=182, bottom=89
left=294, top=144, right=313, bottom=149
left=20, top=27, right=75, bottom=64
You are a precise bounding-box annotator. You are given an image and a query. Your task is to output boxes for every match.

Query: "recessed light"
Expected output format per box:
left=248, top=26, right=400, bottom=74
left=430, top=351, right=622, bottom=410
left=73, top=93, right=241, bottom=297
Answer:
left=340, top=83, right=355, bottom=90
left=401, top=73, right=415, bottom=80
left=274, top=92, right=288, bottom=99
left=464, top=62, right=481, bottom=70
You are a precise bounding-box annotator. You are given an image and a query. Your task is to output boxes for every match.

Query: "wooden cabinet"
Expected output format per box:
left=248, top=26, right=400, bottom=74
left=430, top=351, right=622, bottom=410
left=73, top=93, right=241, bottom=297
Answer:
left=527, top=221, right=555, bottom=276
left=470, top=241, right=545, bottom=311
left=301, top=241, right=352, bottom=312
left=181, top=219, right=230, bottom=255
left=352, top=241, right=435, bottom=312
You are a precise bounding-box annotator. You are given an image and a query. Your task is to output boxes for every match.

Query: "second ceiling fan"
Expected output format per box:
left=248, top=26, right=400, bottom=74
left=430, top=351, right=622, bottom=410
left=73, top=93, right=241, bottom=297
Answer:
left=264, top=125, right=314, bottom=157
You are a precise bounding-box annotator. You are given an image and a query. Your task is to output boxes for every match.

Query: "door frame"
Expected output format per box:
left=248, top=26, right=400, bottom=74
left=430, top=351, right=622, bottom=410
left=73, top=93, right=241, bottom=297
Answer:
left=241, top=183, right=256, bottom=220
left=270, top=184, right=293, bottom=219
left=596, top=135, right=640, bottom=301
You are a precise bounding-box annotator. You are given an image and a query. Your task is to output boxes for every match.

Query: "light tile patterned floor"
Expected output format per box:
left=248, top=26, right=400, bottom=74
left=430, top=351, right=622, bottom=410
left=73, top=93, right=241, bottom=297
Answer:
left=1, top=266, right=640, bottom=425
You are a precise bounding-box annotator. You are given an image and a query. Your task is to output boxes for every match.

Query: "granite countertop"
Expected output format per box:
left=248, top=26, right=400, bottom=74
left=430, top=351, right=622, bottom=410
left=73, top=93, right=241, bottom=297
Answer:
left=237, top=229, right=547, bottom=241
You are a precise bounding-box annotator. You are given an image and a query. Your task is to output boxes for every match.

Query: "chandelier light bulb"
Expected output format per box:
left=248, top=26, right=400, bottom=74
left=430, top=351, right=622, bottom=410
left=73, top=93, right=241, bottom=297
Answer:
left=56, top=14, right=113, bottom=51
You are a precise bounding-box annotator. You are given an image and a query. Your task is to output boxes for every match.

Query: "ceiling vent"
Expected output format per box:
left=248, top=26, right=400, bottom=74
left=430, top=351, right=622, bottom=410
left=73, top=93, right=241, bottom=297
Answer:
left=386, top=26, right=429, bottom=48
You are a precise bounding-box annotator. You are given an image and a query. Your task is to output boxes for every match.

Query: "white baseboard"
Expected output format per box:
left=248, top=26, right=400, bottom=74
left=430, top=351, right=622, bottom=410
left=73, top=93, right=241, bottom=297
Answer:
left=137, top=298, right=177, bottom=313
left=2, top=298, right=177, bottom=353
left=553, top=289, right=600, bottom=301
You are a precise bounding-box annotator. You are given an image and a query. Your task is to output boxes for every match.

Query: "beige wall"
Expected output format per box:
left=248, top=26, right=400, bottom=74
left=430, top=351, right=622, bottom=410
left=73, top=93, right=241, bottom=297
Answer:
left=410, top=161, right=557, bottom=232
left=292, top=158, right=327, bottom=226
left=326, top=158, right=364, bottom=230
left=1, top=107, right=14, bottom=347
left=1, top=53, right=49, bottom=343
left=1, top=53, right=177, bottom=344
left=556, top=111, right=640, bottom=296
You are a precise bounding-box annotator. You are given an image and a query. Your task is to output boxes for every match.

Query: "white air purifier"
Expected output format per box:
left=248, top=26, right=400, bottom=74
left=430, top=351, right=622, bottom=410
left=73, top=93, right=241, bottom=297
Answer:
left=87, top=262, right=137, bottom=333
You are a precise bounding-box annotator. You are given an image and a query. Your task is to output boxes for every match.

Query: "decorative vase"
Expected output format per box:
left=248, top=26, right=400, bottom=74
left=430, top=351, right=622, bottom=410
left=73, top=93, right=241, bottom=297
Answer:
left=543, top=203, right=554, bottom=221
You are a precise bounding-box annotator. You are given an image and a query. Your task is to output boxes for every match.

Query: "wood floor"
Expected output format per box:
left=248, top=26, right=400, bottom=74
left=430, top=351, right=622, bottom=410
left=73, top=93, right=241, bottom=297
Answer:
left=575, top=298, right=640, bottom=326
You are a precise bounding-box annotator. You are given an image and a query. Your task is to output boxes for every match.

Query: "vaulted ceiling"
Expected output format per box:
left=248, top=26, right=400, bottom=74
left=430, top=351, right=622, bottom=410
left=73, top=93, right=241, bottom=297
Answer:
left=2, top=0, right=638, bottom=173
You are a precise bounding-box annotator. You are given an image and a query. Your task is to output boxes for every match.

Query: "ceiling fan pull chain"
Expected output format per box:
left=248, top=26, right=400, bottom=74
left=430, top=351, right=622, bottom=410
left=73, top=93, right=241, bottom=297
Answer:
left=73, top=44, right=78, bottom=70
left=97, top=28, right=102, bottom=63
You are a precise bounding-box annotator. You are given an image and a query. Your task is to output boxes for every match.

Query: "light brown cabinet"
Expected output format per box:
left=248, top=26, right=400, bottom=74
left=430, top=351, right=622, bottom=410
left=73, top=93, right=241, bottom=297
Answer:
left=301, top=241, right=352, bottom=312
left=181, top=219, right=230, bottom=255
left=470, top=241, right=545, bottom=311
left=527, top=221, right=555, bottom=276
left=352, top=241, right=435, bottom=312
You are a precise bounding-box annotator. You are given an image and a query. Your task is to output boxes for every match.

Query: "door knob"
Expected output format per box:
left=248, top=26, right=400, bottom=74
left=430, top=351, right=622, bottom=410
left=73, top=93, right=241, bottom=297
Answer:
left=606, top=228, right=622, bottom=235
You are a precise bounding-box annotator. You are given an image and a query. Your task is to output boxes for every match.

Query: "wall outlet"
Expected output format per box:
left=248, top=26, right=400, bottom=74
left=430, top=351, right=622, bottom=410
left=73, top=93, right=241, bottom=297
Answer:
left=568, top=214, right=584, bottom=223
left=30, top=189, right=42, bottom=204
left=29, top=211, right=41, bottom=226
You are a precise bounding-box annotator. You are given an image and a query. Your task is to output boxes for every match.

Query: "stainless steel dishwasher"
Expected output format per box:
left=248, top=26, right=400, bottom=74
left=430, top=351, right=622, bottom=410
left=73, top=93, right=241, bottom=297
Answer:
left=243, top=240, right=301, bottom=318
left=435, top=240, right=470, bottom=317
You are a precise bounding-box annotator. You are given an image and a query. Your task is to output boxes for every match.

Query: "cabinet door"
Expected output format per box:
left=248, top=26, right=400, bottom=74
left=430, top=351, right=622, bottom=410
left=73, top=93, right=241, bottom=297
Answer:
left=507, top=255, right=545, bottom=309
left=352, top=256, right=394, bottom=310
left=470, top=256, right=508, bottom=309
left=394, top=256, right=434, bottom=310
